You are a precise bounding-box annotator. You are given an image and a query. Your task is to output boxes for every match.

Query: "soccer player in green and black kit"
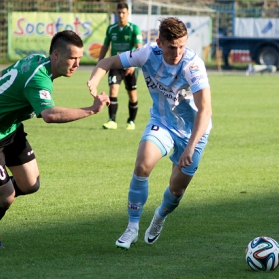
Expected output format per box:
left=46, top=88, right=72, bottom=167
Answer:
left=99, top=2, right=143, bottom=130
left=0, top=30, right=110, bottom=246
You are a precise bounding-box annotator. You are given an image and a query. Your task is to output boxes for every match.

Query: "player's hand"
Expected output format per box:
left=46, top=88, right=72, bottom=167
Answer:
left=87, top=80, right=98, bottom=97
left=125, top=67, right=135, bottom=76
left=178, top=146, right=194, bottom=171
left=92, top=92, right=110, bottom=114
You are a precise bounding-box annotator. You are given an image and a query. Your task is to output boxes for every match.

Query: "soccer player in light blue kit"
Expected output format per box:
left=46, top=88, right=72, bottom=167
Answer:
left=88, top=17, right=212, bottom=249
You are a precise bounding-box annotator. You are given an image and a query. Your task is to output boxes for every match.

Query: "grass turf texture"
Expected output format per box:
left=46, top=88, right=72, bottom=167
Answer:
left=1, top=69, right=279, bottom=279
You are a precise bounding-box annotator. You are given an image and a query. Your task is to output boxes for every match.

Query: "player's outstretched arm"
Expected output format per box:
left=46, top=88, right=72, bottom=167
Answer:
left=87, top=55, right=123, bottom=97
left=40, top=92, right=110, bottom=123
left=98, top=45, right=109, bottom=62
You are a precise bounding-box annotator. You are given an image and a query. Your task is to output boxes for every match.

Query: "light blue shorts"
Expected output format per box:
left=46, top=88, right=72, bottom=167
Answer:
left=140, top=119, right=209, bottom=176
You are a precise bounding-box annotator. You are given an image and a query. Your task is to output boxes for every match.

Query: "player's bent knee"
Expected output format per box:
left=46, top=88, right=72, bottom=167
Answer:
left=16, top=176, right=40, bottom=196
left=134, top=165, right=151, bottom=177
left=28, top=176, right=40, bottom=194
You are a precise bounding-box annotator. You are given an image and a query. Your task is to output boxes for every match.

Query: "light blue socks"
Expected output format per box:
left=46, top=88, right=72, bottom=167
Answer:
left=158, top=186, right=183, bottom=218
left=127, top=177, right=183, bottom=230
left=128, top=173, right=148, bottom=224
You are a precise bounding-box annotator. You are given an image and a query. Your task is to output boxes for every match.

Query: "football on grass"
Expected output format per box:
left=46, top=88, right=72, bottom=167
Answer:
left=245, top=236, right=279, bottom=271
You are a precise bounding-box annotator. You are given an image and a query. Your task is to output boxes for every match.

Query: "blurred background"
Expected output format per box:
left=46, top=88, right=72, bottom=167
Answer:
left=1, top=0, right=279, bottom=71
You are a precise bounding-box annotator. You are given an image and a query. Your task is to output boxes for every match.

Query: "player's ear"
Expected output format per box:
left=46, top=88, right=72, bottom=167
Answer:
left=156, top=38, right=161, bottom=48
left=52, top=49, right=59, bottom=60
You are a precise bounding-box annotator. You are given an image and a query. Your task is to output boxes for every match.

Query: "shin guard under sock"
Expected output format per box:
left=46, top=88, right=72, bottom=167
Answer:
left=128, top=173, right=148, bottom=223
left=158, top=186, right=183, bottom=217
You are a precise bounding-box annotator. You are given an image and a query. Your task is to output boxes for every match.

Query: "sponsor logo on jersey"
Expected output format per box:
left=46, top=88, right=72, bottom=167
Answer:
left=191, top=75, right=204, bottom=83
left=189, top=63, right=199, bottom=75
left=145, top=76, right=177, bottom=101
left=21, top=61, right=31, bottom=73
left=39, top=90, right=51, bottom=100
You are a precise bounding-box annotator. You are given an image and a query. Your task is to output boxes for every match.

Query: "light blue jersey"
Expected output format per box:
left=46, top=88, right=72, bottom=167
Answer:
left=120, top=43, right=212, bottom=176
left=118, top=40, right=212, bottom=231
left=119, top=42, right=212, bottom=139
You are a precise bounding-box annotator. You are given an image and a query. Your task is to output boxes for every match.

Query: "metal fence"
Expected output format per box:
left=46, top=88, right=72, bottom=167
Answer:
left=1, top=0, right=279, bottom=64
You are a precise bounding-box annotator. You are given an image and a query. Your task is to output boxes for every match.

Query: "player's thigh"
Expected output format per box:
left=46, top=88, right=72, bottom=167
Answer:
left=3, top=124, right=39, bottom=190
left=136, top=120, right=174, bottom=176
left=134, top=141, right=162, bottom=176
left=170, top=134, right=209, bottom=176
left=141, top=120, right=174, bottom=156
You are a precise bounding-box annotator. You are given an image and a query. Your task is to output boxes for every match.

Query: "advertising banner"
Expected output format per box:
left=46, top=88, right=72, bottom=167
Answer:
left=235, top=18, right=279, bottom=37
left=132, top=15, right=212, bottom=59
left=8, top=12, right=108, bottom=63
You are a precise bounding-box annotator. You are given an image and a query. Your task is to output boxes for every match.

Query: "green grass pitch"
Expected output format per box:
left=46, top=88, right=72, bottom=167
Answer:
left=1, top=68, right=279, bottom=279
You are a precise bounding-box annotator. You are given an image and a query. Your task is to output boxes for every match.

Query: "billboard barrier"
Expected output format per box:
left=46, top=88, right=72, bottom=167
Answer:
left=8, top=12, right=108, bottom=63
left=132, top=15, right=212, bottom=59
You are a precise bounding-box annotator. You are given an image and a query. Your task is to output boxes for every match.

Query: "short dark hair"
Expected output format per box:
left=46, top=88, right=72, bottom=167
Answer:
left=158, top=17, right=188, bottom=42
left=49, top=30, right=83, bottom=55
left=117, top=2, right=128, bottom=10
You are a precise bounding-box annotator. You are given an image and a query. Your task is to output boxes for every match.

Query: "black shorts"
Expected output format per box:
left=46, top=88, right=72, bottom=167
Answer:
left=0, top=124, right=36, bottom=167
left=108, top=68, right=138, bottom=91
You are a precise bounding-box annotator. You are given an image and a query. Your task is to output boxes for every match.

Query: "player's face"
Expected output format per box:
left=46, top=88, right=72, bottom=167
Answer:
left=157, top=36, right=187, bottom=65
left=116, top=8, right=129, bottom=27
left=52, top=45, right=84, bottom=78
